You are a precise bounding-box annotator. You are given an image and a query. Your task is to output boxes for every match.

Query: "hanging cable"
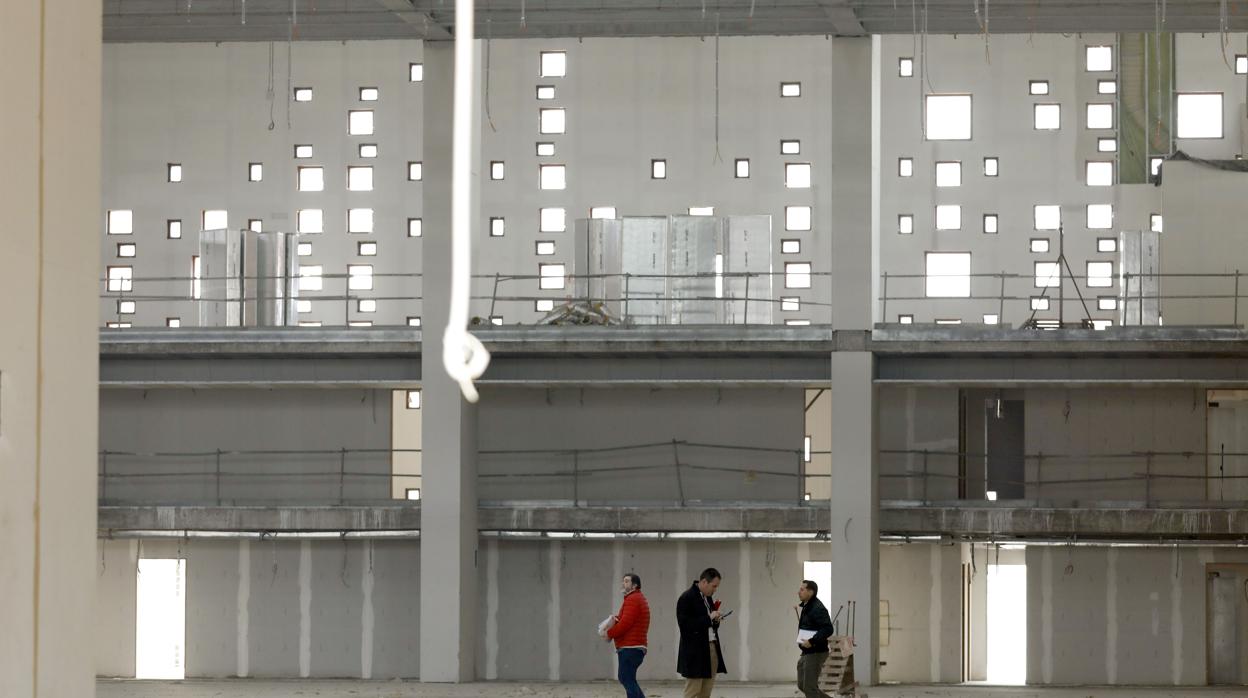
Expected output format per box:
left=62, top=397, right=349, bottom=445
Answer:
left=485, top=18, right=497, bottom=132
left=1220, top=0, right=1233, bottom=71
left=286, top=36, right=293, bottom=129
left=266, top=42, right=276, bottom=131
left=444, top=0, right=491, bottom=403
left=982, top=0, right=990, bottom=64
left=520, top=0, right=526, bottom=30
left=713, top=12, right=722, bottom=164
left=242, top=0, right=247, bottom=25
left=921, top=0, right=934, bottom=95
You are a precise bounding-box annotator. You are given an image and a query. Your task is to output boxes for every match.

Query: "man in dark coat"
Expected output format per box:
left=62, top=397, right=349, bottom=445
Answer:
left=794, top=579, right=836, bottom=698
left=676, top=567, right=727, bottom=698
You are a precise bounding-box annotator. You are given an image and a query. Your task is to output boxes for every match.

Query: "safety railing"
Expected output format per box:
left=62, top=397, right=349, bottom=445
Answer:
left=98, top=444, right=1248, bottom=508
left=877, top=447, right=1248, bottom=506
left=879, top=270, right=1248, bottom=328
left=99, top=270, right=835, bottom=328
left=98, top=441, right=811, bottom=506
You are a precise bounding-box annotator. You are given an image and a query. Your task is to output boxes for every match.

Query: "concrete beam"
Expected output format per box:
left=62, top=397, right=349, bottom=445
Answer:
left=813, top=0, right=866, bottom=35
left=100, top=503, right=1248, bottom=540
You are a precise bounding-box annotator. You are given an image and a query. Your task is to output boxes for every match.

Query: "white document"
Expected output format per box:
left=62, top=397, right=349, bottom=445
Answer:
left=797, top=628, right=817, bottom=646
left=598, top=615, right=617, bottom=636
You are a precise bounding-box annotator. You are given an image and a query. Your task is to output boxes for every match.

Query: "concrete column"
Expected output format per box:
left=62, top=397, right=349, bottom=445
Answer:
left=418, top=40, right=482, bottom=683
left=0, top=2, right=101, bottom=697
left=828, top=36, right=881, bottom=686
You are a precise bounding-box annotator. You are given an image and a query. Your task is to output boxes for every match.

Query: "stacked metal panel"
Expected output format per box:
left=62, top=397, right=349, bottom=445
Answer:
left=572, top=214, right=774, bottom=325
left=198, top=229, right=300, bottom=327
left=724, top=214, right=773, bottom=325
left=1119, top=229, right=1160, bottom=326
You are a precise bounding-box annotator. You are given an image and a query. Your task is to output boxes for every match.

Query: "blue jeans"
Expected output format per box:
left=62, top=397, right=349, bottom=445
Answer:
left=616, top=647, right=646, bottom=698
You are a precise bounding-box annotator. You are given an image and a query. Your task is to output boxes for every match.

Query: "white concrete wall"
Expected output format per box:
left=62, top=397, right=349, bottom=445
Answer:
left=98, top=386, right=803, bottom=504
left=1155, top=161, right=1248, bottom=326
left=1025, top=544, right=1242, bottom=685
left=878, top=33, right=1121, bottom=326
left=98, top=34, right=1248, bottom=328
left=1024, top=388, right=1207, bottom=501
left=101, top=41, right=425, bottom=328
left=878, top=543, right=963, bottom=683
left=96, top=538, right=419, bottom=679
left=477, top=387, right=805, bottom=503
left=99, top=388, right=396, bottom=504
left=99, top=536, right=961, bottom=682
left=871, top=387, right=1209, bottom=502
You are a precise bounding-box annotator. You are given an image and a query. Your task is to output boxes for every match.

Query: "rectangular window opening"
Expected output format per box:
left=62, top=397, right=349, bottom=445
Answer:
left=925, top=94, right=972, bottom=140
left=925, top=252, right=971, bottom=298
left=785, top=262, right=812, bottom=289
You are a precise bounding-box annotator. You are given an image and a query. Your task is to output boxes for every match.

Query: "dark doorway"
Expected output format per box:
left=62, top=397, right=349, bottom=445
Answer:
left=984, top=399, right=1025, bottom=500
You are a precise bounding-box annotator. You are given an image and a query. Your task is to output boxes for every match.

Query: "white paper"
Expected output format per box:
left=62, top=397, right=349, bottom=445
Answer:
left=797, top=628, right=817, bottom=646
left=598, top=615, right=617, bottom=636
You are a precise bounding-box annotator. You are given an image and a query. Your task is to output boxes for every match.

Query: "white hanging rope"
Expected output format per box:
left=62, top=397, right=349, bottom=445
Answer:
left=443, top=0, right=491, bottom=403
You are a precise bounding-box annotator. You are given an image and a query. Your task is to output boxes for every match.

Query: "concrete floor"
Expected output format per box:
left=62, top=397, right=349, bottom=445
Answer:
left=94, top=680, right=1248, bottom=698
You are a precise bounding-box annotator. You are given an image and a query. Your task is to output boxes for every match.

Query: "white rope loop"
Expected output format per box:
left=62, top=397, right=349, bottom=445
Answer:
left=443, top=0, right=492, bottom=403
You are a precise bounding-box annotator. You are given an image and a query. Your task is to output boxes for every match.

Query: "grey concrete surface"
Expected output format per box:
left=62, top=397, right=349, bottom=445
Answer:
left=94, top=679, right=1248, bottom=697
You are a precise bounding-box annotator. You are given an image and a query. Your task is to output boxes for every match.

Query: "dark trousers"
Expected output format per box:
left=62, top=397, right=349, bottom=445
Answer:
left=617, top=647, right=646, bottom=698
left=797, top=651, right=832, bottom=698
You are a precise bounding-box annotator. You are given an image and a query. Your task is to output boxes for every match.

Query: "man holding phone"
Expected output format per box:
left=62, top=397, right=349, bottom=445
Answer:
left=676, top=568, right=728, bottom=698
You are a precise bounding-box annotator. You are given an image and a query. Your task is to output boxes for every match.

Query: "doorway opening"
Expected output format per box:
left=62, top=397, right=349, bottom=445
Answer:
left=985, top=559, right=1027, bottom=684
left=135, top=558, right=186, bottom=679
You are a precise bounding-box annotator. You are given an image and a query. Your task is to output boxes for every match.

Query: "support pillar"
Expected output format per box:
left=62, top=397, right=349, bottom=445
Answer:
left=828, top=35, right=881, bottom=686
left=0, top=2, right=101, bottom=696
left=418, top=40, right=483, bottom=683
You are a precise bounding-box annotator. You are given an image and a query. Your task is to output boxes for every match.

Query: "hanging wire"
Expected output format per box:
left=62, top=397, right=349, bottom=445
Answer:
left=748, top=0, right=755, bottom=22
left=286, top=38, right=293, bottom=129
left=520, top=0, right=526, bottom=30
left=340, top=537, right=351, bottom=588
left=241, top=0, right=247, bottom=24
left=266, top=42, right=276, bottom=131
left=1220, top=0, right=1233, bottom=71
left=982, top=0, right=990, bottom=63
left=713, top=12, right=723, bottom=164
left=485, top=17, right=497, bottom=132
left=921, top=0, right=935, bottom=94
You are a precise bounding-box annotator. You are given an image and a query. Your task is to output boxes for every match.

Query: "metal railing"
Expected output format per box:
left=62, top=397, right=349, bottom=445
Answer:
left=100, top=270, right=836, bottom=328
left=98, top=441, right=810, bottom=506
left=877, top=447, right=1248, bottom=506
left=879, top=270, right=1248, bottom=328
left=98, top=443, right=1248, bottom=508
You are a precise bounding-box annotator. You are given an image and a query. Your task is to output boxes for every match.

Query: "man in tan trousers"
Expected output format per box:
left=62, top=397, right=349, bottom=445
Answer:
left=675, top=568, right=727, bottom=698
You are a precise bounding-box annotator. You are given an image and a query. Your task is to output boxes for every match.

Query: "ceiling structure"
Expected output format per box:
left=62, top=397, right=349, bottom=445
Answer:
left=104, top=0, right=1248, bottom=42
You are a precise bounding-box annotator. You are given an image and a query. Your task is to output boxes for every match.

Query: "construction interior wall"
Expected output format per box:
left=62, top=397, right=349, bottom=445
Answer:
left=872, top=387, right=1209, bottom=502
left=100, top=386, right=804, bottom=504
left=99, top=537, right=968, bottom=682
left=100, top=537, right=1248, bottom=685
left=477, top=387, right=805, bottom=503
left=1026, top=545, right=1248, bottom=685
left=99, top=388, right=395, bottom=504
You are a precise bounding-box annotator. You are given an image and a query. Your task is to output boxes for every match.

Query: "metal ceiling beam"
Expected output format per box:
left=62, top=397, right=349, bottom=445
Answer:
left=375, top=0, right=452, bottom=40
left=814, top=0, right=866, bottom=36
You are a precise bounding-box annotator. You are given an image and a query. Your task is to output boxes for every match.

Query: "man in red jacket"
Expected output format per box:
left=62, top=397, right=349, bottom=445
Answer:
left=605, top=573, right=650, bottom=698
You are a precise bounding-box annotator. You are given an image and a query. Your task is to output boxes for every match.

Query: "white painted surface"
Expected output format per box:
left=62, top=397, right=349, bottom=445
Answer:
left=237, top=540, right=250, bottom=678
left=361, top=542, right=374, bottom=680
left=299, top=540, right=311, bottom=678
